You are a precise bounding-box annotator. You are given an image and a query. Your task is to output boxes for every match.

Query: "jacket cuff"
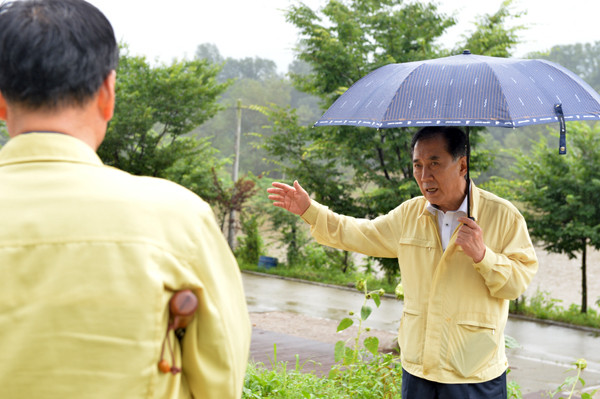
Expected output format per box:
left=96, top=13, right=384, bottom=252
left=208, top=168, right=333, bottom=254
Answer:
left=300, top=201, right=319, bottom=225
left=473, top=245, right=494, bottom=274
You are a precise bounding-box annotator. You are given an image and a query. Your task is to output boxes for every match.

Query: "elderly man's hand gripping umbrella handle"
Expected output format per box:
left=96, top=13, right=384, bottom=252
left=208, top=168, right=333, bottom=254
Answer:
left=267, top=181, right=311, bottom=216
left=456, top=216, right=486, bottom=263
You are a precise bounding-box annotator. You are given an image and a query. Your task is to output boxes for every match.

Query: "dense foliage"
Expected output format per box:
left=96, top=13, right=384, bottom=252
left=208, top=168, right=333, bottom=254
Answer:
left=509, top=123, right=600, bottom=313
left=258, top=0, right=522, bottom=279
left=99, top=49, right=228, bottom=179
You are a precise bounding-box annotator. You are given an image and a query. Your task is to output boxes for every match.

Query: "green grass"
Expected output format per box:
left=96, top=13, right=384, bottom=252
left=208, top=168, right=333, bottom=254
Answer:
left=244, top=360, right=342, bottom=399
left=244, top=355, right=403, bottom=399
left=240, top=260, right=400, bottom=297
left=510, top=290, right=600, bottom=329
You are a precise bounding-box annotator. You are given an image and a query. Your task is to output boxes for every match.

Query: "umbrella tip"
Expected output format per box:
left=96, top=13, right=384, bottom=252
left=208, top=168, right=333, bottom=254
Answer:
left=462, top=49, right=471, bottom=55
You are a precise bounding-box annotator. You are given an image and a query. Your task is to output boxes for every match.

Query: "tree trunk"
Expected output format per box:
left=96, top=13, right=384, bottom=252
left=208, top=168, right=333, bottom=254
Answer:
left=342, top=251, right=349, bottom=273
left=581, top=238, right=588, bottom=313
left=288, top=223, right=297, bottom=266
left=377, top=132, right=391, bottom=181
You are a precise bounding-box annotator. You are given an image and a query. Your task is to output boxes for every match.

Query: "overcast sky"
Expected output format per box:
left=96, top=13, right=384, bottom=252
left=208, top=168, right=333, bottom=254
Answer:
left=87, top=0, right=600, bottom=72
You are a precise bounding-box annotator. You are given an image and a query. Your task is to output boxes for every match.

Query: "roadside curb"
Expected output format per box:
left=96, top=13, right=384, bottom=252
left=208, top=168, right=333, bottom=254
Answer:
left=508, top=313, right=600, bottom=334
left=242, top=269, right=398, bottom=299
left=242, top=269, right=600, bottom=334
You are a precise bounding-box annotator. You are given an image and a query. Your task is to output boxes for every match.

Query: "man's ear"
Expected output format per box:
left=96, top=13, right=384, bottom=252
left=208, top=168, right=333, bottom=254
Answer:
left=0, top=91, right=8, bottom=121
left=97, top=70, right=116, bottom=121
left=459, top=155, right=468, bottom=177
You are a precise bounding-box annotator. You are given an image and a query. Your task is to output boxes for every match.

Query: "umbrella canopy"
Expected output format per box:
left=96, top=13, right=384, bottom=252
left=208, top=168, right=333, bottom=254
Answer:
left=315, top=50, right=600, bottom=218
left=315, top=50, right=600, bottom=131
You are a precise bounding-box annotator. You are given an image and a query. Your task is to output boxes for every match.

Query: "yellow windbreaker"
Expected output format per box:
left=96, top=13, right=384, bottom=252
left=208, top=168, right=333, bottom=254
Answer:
left=301, top=185, right=538, bottom=383
left=0, top=133, right=251, bottom=399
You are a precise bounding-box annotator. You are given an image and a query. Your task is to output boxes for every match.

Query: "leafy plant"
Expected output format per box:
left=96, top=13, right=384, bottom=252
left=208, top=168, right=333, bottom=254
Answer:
left=334, top=280, right=385, bottom=363
left=235, top=213, right=264, bottom=266
left=330, top=279, right=403, bottom=397
left=549, top=358, right=598, bottom=399
left=210, top=170, right=259, bottom=235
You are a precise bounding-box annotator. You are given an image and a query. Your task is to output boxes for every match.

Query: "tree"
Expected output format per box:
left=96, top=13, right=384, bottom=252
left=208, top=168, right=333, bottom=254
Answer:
left=98, top=49, right=229, bottom=178
left=287, top=0, right=456, bottom=103
left=287, top=60, right=322, bottom=123
left=480, top=39, right=600, bottom=183
left=211, top=170, right=259, bottom=231
left=261, top=105, right=362, bottom=273
left=529, top=41, right=600, bottom=92
left=458, top=0, right=524, bottom=57
left=195, top=43, right=279, bottom=83
left=162, top=136, right=227, bottom=204
left=195, top=43, right=224, bottom=65
left=193, top=44, right=321, bottom=178
left=220, top=57, right=279, bottom=82
left=513, top=122, right=600, bottom=313
left=263, top=0, right=522, bottom=279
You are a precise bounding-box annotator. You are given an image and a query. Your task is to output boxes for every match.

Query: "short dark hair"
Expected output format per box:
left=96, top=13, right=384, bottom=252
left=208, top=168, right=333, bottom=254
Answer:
left=0, top=0, right=119, bottom=109
left=410, top=126, right=467, bottom=160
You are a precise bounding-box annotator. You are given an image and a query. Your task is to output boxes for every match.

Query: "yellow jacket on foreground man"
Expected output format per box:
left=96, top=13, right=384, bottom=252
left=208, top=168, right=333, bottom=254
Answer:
left=301, top=183, right=538, bottom=383
left=0, top=133, right=251, bottom=398
left=0, top=1, right=250, bottom=397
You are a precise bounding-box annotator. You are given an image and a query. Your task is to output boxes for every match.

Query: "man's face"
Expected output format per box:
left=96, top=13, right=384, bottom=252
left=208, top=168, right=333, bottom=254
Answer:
left=412, top=135, right=467, bottom=213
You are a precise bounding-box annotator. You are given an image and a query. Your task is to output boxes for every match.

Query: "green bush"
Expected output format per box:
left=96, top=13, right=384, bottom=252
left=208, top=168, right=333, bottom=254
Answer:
left=236, top=214, right=264, bottom=266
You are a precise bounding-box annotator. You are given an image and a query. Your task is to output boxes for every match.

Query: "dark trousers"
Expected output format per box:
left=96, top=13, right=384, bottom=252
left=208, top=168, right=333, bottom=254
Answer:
left=401, top=369, right=507, bottom=399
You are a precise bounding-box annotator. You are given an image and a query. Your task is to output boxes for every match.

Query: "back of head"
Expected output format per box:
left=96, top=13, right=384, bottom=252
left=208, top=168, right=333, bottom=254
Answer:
left=0, top=0, right=119, bottom=110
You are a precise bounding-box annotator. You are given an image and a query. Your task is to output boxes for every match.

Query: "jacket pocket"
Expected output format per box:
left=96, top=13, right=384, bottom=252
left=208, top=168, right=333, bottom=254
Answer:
left=447, top=320, right=498, bottom=378
left=398, top=237, right=436, bottom=249
left=398, top=308, right=424, bottom=364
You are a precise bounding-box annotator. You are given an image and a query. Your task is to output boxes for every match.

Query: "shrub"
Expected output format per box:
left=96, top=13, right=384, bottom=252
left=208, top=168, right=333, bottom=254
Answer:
left=236, top=214, right=264, bottom=266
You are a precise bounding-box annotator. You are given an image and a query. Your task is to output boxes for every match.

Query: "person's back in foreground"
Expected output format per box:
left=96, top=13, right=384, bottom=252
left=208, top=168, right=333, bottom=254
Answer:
left=0, top=1, right=251, bottom=398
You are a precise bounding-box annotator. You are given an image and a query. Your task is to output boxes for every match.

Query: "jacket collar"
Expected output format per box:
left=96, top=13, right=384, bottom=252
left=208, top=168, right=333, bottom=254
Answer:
left=469, top=180, right=481, bottom=220
left=0, top=132, right=103, bottom=167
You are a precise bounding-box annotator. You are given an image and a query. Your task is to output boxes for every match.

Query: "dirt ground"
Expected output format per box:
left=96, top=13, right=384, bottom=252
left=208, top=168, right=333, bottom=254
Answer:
left=250, top=311, right=399, bottom=352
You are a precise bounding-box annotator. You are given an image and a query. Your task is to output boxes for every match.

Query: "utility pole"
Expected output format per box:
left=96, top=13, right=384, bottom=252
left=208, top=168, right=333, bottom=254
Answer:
left=227, top=99, right=242, bottom=250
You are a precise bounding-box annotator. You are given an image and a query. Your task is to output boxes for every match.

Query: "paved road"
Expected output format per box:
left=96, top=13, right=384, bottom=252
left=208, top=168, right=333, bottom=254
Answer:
left=244, top=272, right=600, bottom=397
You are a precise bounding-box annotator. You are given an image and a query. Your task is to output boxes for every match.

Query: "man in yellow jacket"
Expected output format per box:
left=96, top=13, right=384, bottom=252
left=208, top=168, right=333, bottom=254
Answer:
left=0, top=1, right=250, bottom=398
left=268, top=126, right=538, bottom=398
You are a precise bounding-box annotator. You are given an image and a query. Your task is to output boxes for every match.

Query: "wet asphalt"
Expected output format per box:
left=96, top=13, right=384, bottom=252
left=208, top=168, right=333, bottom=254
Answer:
left=243, top=271, right=600, bottom=397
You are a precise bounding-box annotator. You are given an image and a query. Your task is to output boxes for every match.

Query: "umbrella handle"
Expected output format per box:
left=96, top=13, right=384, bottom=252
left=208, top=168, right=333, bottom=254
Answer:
left=555, top=104, right=567, bottom=155
left=466, top=127, right=475, bottom=221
